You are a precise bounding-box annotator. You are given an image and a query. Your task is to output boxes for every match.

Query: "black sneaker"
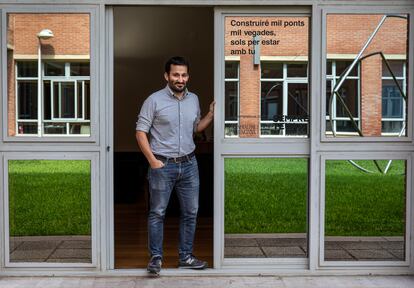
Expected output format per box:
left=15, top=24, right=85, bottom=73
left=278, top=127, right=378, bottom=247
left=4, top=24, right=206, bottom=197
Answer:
left=178, top=254, right=208, bottom=269
left=147, top=255, right=162, bottom=274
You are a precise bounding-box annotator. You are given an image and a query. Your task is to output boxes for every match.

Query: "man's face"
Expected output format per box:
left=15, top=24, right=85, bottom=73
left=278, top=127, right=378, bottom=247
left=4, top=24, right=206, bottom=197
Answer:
left=164, top=64, right=189, bottom=93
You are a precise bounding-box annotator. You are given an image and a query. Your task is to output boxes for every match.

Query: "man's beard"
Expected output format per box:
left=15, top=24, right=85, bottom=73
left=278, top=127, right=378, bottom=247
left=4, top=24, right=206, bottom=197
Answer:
left=169, top=82, right=186, bottom=93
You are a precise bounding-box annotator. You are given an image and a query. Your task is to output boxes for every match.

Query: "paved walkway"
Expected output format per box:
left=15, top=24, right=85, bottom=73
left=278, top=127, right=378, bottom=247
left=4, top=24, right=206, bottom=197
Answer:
left=0, top=276, right=413, bottom=288
left=9, top=236, right=91, bottom=263
left=225, top=234, right=404, bottom=261
left=9, top=234, right=404, bottom=263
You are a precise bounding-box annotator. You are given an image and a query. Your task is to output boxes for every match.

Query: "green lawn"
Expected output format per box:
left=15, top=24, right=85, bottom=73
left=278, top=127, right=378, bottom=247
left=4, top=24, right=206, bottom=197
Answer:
left=225, top=158, right=405, bottom=236
left=9, top=160, right=91, bottom=236
left=8, top=158, right=405, bottom=237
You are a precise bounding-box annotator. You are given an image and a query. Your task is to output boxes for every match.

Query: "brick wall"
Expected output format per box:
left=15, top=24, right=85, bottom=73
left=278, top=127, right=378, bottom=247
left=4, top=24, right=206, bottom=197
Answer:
left=361, top=55, right=382, bottom=136
left=11, top=13, right=90, bottom=56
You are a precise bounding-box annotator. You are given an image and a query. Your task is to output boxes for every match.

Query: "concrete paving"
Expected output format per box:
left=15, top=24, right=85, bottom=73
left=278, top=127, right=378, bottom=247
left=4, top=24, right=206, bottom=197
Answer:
left=0, top=276, right=414, bottom=288
left=225, top=234, right=405, bottom=261
left=9, top=234, right=405, bottom=263
left=9, top=236, right=91, bottom=263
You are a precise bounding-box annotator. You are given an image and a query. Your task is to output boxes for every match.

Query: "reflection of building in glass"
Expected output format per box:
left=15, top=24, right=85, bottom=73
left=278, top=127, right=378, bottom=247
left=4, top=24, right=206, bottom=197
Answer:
left=7, top=14, right=90, bottom=136
left=225, top=15, right=407, bottom=137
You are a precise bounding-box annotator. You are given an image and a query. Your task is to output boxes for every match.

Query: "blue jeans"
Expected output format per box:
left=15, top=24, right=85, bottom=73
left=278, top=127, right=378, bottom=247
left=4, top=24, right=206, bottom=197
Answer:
left=147, top=155, right=199, bottom=260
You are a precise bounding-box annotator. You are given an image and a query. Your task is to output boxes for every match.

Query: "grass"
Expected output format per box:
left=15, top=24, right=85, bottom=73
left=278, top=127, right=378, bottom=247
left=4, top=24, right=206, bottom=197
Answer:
left=9, top=160, right=91, bottom=236
left=225, top=158, right=405, bottom=236
left=8, top=158, right=405, bottom=237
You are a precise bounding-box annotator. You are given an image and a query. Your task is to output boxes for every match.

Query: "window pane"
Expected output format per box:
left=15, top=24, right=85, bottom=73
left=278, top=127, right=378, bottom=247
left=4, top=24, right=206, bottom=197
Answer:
left=261, top=82, right=283, bottom=121
left=324, top=160, right=406, bottom=261
left=44, top=81, right=51, bottom=120
left=17, top=81, right=37, bottom=120
left=287, top=63, right=307, bottom=77
left=382, top=79, right=404, bottom=118
left=17, top=122, right=37, bottom=134
left=325, top=14, right=408, bottom=138
left=225, top=81, right=238, bottom=121
left=61, top=82, right=75, bottom=118
left=336, top=60, right=358, bottom=77
left=84, top=81, right=90, bottom=120
left=225, top=62, right=238, bottom=79
left=8, top=160, right=92, bottom=263
left=225, top=158, right=308, bottom=258
left=7, top=13, right=91, bottom=137
left=335, top=79, right=358, bottom=118
left=261, top=62, right=283, bottom=79
left=44, top=122, right=67, bottom=134
left=70, top=62, right=90, bottom=76
left=45, top=62, right=65, bottom=76
left=382, top=60, right=404, bottom=77
left=224, top=15, right=309, bottom=139
left=17, top=62, right=38, bottom=77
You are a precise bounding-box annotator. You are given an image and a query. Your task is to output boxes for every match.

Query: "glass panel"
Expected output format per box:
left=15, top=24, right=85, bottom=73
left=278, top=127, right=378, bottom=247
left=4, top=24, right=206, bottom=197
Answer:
left=287, top=63, right=307, bottom=77
left=44, top=122, right=67, bottom=134
left=335, top=79, right=358, bottom=118
left=325, top=14, right=408, bottom=138
left=382, top=80, right=403, bottom=118
left=77, top=81, right=83, bottom=119
left=261, top=81, right=283, bottom=121
left=43, top=81, right=51, bottom=120
left=225, top=82, right=238, bottom=121
left=17, top=122, right=37, bottom=134
left=324, top=160, right=406, bottom=261
left=8, top=160, right=92, bottom=263
left=336, top=60, right=358, bottom=77
left=225, top=62, right=238, bottom=79
left=44, top=62, right=65, bottom=76
left=70, top=62, right=90, bottom=76
left=69, top=123, right=90, bottom=135
left=225, top=16, right=309, bottom=138
left=261, top=62, right=283, bottom=79
left=17, top=81, right=37, bottom=120
left=382, top=60, right=404, bottom=77
left=84, top=81, right=90, bottom=120
left=225, top=158, right=308, bottom=258
left=61, top=82, right=75, bottom=118
left=7, top=13, right=91, bottom=137
left=17, top=61, right=38, bottom=77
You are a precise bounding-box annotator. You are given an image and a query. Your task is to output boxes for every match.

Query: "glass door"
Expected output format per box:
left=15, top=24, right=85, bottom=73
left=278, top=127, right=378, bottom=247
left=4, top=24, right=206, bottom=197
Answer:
left=215, top=7, right=311, bottom=268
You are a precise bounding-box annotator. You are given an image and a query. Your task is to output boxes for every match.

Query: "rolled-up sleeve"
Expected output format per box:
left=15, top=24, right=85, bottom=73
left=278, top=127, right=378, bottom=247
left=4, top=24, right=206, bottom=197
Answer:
left=136, top=97, right=155, bottom=132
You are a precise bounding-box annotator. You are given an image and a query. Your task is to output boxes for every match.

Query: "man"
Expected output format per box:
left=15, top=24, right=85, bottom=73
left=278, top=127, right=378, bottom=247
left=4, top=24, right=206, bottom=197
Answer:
left=136, top=56, right=214, bottom=274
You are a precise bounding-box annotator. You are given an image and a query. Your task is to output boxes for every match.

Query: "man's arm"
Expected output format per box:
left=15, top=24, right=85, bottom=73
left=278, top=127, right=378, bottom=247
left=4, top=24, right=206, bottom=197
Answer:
left=195, top=101, right=215, bottom=133
left=136, top=131, right=164, bottom=169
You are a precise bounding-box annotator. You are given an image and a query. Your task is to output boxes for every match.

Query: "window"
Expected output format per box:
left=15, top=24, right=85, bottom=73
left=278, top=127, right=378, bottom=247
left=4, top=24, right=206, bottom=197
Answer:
left=326, top=60, right=360, bottom=135
left=382, top=60, right=406, bottom=135
left=16, top=61, right=91, bottom=136
left=225, top=61, right=239, bottom=137
left=260, top=62, right=309, bottom=137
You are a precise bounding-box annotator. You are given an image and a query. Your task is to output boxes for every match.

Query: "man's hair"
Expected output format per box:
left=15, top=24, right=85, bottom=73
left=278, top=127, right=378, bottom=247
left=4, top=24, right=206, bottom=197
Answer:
left=165, top=56, right=190, bottom=74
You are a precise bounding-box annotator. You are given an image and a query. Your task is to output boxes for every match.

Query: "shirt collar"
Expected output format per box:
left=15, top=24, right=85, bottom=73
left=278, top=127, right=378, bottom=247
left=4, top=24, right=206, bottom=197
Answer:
left=166, top=85, right=189, bottom=100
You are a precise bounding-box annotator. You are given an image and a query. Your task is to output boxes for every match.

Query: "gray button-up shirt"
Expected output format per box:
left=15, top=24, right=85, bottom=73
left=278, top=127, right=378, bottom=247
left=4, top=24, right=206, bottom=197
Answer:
left=136, top=86, right=201, bottom=157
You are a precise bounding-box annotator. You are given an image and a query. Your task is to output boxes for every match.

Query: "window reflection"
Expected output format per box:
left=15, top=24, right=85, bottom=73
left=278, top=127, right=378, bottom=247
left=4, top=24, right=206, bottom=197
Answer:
left=7, top=13, right=91, bottom=137
left=324, top=159, right=406, bottom=261
left=8, top=160, right=92, bottom=263
left=225, top=158, right=308, bottom=258
left=325, top=14, right=408, bottom=137
left=224, top=16, right=309, bottom=138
